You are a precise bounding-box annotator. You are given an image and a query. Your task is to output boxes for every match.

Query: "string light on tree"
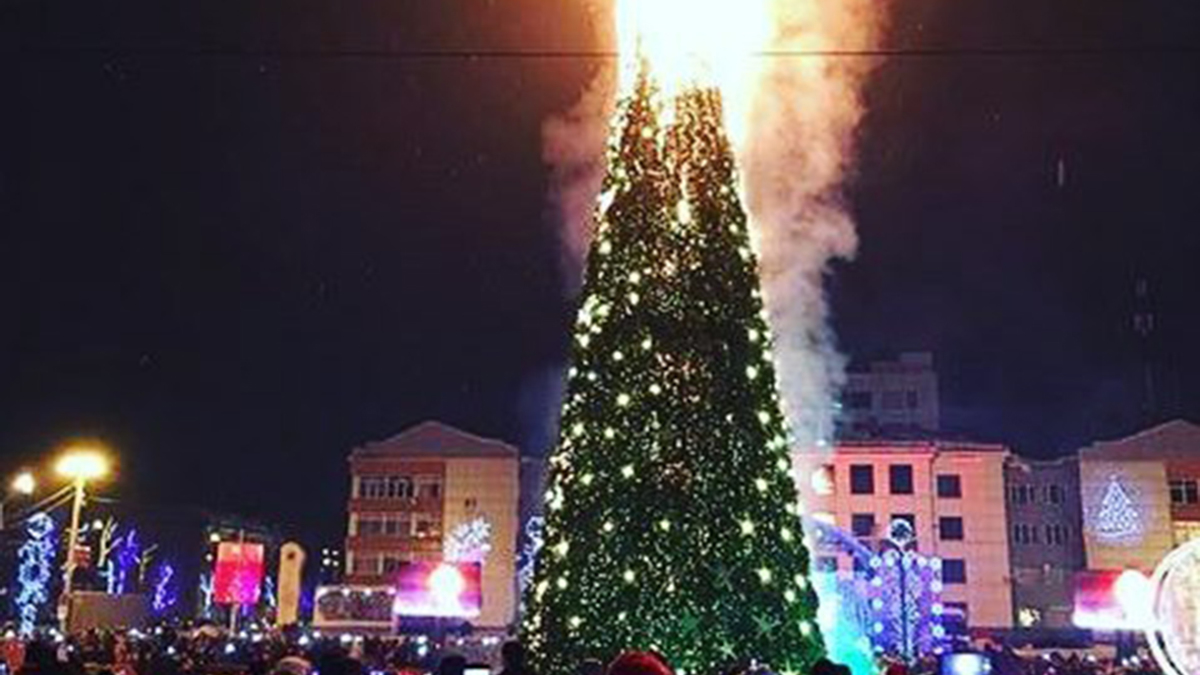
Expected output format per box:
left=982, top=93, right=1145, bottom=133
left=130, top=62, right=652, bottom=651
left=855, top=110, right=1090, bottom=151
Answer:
left=520, top=11, right=823, bottom=671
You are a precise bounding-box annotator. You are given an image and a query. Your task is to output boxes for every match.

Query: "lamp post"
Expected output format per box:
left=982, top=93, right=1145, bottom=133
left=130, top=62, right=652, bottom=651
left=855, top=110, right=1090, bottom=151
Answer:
left=55, top=447, right=109, bottom=631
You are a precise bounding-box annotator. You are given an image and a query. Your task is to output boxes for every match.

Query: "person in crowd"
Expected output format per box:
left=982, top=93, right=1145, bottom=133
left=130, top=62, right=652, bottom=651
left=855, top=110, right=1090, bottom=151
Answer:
left=438, top=654, right=468, bottom=675
left=498, top=642, right=535, bottom=675
left=606, top=652, right=674, bottom=675
left=578, top=658, right=605, bottom=675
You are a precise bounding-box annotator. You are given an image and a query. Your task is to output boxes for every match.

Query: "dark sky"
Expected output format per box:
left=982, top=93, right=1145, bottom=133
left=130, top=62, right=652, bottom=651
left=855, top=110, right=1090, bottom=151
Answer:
left=1, top=0, right=1197, bottom=542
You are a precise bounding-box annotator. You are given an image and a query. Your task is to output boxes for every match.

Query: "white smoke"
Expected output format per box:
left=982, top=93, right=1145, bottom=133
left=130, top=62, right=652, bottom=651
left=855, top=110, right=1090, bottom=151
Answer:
left=542, top=0, right=885, bottom=448
left=738, top=0, right=885, bottom=448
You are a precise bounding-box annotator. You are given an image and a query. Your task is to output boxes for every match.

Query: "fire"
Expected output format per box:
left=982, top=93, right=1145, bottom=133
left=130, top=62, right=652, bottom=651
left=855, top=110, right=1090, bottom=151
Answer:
left=616, top=0, right=771, bottom=107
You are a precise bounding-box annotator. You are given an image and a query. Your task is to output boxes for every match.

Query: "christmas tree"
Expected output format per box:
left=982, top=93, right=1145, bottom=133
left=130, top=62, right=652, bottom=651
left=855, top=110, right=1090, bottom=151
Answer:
left=521, top=63, right=824, bottom=675
left=1095, top=475, right=1142, bottom=542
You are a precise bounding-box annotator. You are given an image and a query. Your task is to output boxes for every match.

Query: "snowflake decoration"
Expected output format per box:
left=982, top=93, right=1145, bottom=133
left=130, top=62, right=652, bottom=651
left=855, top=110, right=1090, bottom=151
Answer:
left=444, top=517, right=493, bottom=563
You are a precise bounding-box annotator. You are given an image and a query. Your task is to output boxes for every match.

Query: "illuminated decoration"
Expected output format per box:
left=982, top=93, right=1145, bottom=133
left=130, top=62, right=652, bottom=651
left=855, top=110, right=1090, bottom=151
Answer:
left=263, top=575, right=278, bottom=609
left=444, top=517, right=493, bottom=564
left=393, top=562, right=482, bottom=618
left=1146, top=538, right=1200, bottom=675
left=864, top=519, right=945, bottom=662
left=517, top=516, right=546, bottom=603
left=313, top=585, right=395, bottom=629
left=213, top=542, right=265, bottom=605
left=199, top=571, right=215, bottom=617
left=1094, top=475, right=1143, bottom=544
left=943, top=654, right=993, bottom=675
left=15, top=513, right=57, bottom=636
left=151, top=562, right=178, bottom=614
left=520, top=9, right=821, bottom=672
left=110, top=529, right=141, bottom=594
left=1072, top=569, right=1154, bottom=630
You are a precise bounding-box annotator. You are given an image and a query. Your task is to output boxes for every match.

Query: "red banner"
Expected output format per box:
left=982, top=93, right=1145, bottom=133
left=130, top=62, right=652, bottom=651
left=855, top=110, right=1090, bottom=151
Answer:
left=213, top=543, right=264, bottom=605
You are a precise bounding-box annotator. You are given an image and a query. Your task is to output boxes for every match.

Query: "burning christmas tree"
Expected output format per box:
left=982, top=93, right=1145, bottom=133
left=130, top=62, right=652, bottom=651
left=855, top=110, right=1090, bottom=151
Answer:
left=520, top=11, right=824, bottom=672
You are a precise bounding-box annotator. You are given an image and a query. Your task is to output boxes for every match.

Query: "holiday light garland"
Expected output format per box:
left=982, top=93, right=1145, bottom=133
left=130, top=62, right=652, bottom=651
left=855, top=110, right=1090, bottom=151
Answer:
left=151, top=562, right=178, bottom=614
left=16, top=513, right=57, bottom=636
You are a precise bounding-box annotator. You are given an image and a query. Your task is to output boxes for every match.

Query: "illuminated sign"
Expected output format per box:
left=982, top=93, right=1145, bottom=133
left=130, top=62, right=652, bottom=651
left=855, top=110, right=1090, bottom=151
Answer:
left=213, top=542, right=264, bottom=605
left=392, top=562, right=482, bottom=618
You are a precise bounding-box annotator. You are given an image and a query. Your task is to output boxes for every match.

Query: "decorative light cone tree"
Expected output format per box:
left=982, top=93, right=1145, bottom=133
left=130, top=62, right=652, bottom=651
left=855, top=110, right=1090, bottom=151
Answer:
left=521, top=63, right=824, bottom=675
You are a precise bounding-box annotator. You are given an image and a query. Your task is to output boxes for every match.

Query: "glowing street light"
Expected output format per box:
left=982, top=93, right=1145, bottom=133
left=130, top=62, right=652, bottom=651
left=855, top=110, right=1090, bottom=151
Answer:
left=56, top=444, right=112, bottom=630
left=55, top=450, right=109, bottom=482
left=11, top=472, right=36, bottom=496
left=0, top=470, right=38, bottom=531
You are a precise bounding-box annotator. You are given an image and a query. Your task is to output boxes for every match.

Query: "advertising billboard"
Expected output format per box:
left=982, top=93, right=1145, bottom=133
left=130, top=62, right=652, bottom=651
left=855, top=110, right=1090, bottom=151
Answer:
left=213, top=542, right=264, bottom=605
left=393, top=562, right=482, bottom=618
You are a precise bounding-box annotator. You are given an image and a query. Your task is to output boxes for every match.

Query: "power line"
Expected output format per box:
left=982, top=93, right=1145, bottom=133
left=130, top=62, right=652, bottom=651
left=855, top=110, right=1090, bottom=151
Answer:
left=5, top=44, right=1199, bottom=61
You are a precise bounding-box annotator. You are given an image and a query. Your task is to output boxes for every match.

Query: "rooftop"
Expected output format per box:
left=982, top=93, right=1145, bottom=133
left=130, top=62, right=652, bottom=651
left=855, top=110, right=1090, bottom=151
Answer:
left=1079, top=418, right=1200, bottom=462
left=349, top=420, right=519, bottom=460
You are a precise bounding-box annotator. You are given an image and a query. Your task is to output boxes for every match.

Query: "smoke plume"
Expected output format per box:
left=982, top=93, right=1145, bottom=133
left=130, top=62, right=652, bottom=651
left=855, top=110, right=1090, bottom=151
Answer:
left=542, top=0, right=885, bottom=448
left=738, top=0, right=884, bottom=448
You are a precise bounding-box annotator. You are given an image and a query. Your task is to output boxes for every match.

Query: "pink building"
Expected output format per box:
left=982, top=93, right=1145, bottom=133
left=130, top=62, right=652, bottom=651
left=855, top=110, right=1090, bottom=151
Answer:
left=799, top=440, right=1015, bottom=633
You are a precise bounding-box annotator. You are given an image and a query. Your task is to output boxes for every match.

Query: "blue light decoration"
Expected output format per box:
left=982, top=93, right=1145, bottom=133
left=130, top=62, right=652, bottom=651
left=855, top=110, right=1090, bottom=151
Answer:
left=865, top=519, right=946, bottom=662
left=151, top=562, right=178, bottom=615
left=805, top=518, right=884, bottom=675
left=264, top=575, right=278, bottom=609
left=110, top=529, right=141, bottom=594
left=516, top=516, right=545, bottom=605
left=1094, top=474, right=1143, bottom=544
left=15, top=513, right=57, bottom=636
left=199, top=571, right=215, bottom=618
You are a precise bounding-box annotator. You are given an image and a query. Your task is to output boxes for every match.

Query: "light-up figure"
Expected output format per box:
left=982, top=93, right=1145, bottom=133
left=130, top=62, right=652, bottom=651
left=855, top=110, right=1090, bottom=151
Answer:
left=1146, top=538, right=1200, bottom=675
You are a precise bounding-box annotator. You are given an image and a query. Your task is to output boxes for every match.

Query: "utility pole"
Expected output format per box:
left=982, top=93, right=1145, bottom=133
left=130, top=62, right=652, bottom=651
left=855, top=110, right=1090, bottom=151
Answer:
left=59, top=477, right=86, bottom=631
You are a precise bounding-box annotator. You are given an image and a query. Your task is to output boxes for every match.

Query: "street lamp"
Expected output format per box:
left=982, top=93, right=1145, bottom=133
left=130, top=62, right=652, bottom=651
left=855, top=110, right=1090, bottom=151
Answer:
left=55, top=445, right=110, bottom=630
left=0, top=470, right=37, bottom=531
left=11, top=472, right=36, bottom=496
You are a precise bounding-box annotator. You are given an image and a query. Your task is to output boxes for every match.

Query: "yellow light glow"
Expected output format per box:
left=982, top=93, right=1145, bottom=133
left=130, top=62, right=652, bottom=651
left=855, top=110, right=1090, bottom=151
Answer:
left=55, top=448, right=110, bottom=481
left=617, top=0, right=770, bottom=98
left=11, top=471, right=36, bottom=495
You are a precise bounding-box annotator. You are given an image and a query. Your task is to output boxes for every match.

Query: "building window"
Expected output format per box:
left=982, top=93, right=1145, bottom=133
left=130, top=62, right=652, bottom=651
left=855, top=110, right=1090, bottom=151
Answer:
left=381, top=555, right=410, bottom=575
left=890, top=465, right=915, bottom=495
left=416, top=476, right=443, bottom=500
left=881, top=390, right=906, bottom=410
left=1047, top=484, right=1063, bottom=504
left=812, top=465, right=835, bottom=496
left=943, top=602, right=969, bottom=634
left=352, top=554, right=381, bottom=576
left=384, top=514, right=412, bottom=537
left=359, top=477, right=386, bottom=499
left=939, top=517, right=964, bottom=541
left=845, top=391, right=873, bottom=410
left=414, top=515, right=442, bottom=539
left=906, top=391, right=920, bottom=409
left=851, top=513, right=876, bottom=538
left=1170, top=479, right=1199, bottom=505
left=1173, top=521, right=1200, bottom=545
left=357, top=516, right=385, bottom=536
left=937, top=474, right=962, bottom=499
left=942, top=559, right=967, bottom=584
left=1010, top=484, right=1035, bottom=505
left=815, top=556, right=839, bottom=573
left=850, top=465, right=875, bottom=495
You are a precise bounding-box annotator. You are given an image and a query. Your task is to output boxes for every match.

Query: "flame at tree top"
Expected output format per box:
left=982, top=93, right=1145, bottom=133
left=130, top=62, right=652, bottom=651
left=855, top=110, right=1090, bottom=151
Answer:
left=615, top=0, right=771, bottom=132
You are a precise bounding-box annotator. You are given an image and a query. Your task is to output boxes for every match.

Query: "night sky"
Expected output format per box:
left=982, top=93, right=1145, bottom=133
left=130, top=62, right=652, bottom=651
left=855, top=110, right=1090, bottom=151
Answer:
left=2, top=0, right=1198, bottom=542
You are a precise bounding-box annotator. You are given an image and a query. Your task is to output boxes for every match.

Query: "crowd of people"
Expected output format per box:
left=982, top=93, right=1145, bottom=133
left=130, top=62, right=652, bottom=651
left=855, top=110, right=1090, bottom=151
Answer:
left=0, top=626, right=1168, bottom=675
